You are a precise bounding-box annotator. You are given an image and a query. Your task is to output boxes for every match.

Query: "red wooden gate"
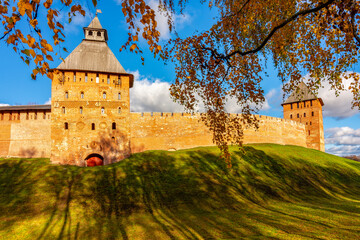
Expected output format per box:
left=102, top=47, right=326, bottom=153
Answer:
left=86, top=156, right=103, bottom=167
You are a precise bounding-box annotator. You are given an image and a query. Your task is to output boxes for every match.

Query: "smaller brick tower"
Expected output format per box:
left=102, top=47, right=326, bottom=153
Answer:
left=282, top=82, right=325, bottom=151
left=50, top=15, right=133, bottom=166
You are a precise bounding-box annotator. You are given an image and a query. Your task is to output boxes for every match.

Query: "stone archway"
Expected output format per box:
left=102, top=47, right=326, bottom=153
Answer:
left=85, top=153, right=104, bottom=167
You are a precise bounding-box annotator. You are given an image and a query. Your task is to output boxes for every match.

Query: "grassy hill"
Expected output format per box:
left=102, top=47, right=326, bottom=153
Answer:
left=1, top=144, right=360, bottom=239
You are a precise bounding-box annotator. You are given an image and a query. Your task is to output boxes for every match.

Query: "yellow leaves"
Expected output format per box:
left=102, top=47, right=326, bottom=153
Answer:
left=133, top=35, right=138, bottom=41
left=34, top=54, right=43, bottom=65
left=17, top=0, right=33, bottom=16
left=140, top=1, right=146, bottom=15
left=30, top=19, right=38, bottom=28
left=7, top=34, right=17, bottom=44
left=56, top=22, right=64, bottom=29
left=130, top=43, right=137, bottom=51
left=27, top=35, right=35, bottom=47
left=46, top=55, right=53, bottom=61
left=45, top=43, right=53, bottom=52
left=43, top=0, right=52, bottom=9
left=29, top=49, right=36, bottom=58
left=46, top=72, right=54, bottom=80
left=32, top=68, right=39, bottom=76
left=71, top=5, right=85, bottom=16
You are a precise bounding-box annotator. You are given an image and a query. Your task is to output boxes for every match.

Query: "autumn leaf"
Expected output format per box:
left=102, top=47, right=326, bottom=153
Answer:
left=34, top=54, right=44, bottom=65
left=130, top=43, right=137, bottom=51
left=46, top=55, right=53, bottom=61
left=30, top=19, right=38, bottom=28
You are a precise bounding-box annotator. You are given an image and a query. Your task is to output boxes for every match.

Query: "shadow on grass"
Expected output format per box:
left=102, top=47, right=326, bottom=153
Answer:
left=0, top=159, right=47, bottom=229
left=1, top=145, right=360, bottom=239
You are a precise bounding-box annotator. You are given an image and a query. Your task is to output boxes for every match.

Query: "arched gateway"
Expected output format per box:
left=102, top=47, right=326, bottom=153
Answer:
left=85, top=154, right=104, bottom=167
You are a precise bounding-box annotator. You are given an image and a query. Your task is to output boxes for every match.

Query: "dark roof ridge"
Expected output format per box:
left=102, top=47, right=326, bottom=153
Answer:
left=282, top=81, right=324, bottom=106
left=0, top=104, right=51, bottom=111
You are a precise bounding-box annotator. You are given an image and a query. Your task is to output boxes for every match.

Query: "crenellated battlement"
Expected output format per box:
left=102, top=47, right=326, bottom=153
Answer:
left=130, top=112, right=305, bottom=126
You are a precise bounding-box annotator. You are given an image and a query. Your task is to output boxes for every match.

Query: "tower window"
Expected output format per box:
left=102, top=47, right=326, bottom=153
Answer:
left=118, top=107, right=121, bottom=114
left=43, top=112, right=46, bottom=119
left=308, top=130, right=311, bottom=136
left=0, top=113, right=3, bottom=120
left=118, top=93, right=121, bottom=100
left=85, top=74, right=88, bottom=82
left=101, top=107, right=105, bottom=114
left=291, top=104, right=293, bottom=109
left=26, top=112, right=29, bottom=120
left=310, top=121, right=312, bottom=125
left=34, top=112, right=37, bottom=120
left=17, top=112, right=20, bottom=120
left=96, top=75, right=99, bottom=83
left=91, top=123, right=95, bottom=130
left=103, top=92, right=106, bottom=99
left=312, top=111, right=314, bottom=116
left=89, top=30, right=93, bottom=36
left=62, top=107, right=66, bottom=114
left=73, top=74, right=76, bottom=82
left=68, top=77, right=70, bottom=82
left=97, top=31, right=101, bottom=36
left=81, top=92, right=84, bottom=99
left=9, top=113, right=12, bottom=121
left=80, top=107, right=83, bottom=114
left=310, top=100, right=313, bottom=107
left=304, top=113, right=306, bottom=117
left=297, top=113, right=299, bottom=118
left=112, top=122, right=116, bottom=130
left=297, top=102, right=299, bottom=108
left=107, top=76, right=110, bottom=84
left=65, top=91, right=68, bottom=99
left=290, top=114, right=292, bottom=119
left=65, top=122, right=68, bottom=130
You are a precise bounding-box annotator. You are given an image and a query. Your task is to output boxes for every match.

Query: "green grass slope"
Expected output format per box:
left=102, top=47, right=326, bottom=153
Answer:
left=1, top=144, right=360, bottom=239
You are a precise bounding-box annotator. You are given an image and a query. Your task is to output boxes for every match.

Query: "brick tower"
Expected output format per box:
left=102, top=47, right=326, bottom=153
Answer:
left=282, top=82, right=325, bottom=151
left=50, top=15, right=133, bottom=166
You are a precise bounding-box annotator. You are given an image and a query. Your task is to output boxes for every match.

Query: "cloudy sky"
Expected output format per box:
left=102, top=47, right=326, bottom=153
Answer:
left=0, top=1, right=359, bottom=156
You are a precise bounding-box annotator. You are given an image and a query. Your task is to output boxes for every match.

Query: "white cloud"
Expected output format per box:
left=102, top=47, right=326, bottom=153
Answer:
left=326, top=145, right=360, bottom=156
left=0, top=103, right=9, bottom=106
left=325, top=127, right=360, bottom=145
left=129, top=70, right=272, bottom=113
left=129, top=70, right=184, bottom=112
left=325, top=127, right=360, bottom=156
left=303, top=72, right=360, bottom=119
left=45, top=98, right=51, bottom=105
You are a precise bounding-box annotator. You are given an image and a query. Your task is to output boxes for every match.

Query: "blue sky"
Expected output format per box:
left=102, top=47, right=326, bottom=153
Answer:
left=0, top=1, right=359, bottom=156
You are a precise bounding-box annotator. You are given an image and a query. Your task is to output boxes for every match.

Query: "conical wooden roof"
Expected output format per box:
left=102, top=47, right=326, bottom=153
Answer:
left=282, top=82, right=324, bottom=106
left=56, top=40, right=127, bottom=74
left=87, top=16, right=102, bottom=29
left=56, top=16, right=132, bottom=87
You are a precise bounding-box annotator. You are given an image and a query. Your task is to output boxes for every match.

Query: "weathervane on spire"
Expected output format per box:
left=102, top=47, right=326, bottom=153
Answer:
left=96, top=9, right=102, bottom=16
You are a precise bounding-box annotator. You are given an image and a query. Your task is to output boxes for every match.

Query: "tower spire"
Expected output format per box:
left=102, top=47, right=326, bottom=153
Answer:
left=83, top=14, right=108, bottom=41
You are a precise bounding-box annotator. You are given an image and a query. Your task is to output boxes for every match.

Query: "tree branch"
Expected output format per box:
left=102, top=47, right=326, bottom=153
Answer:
left=225, top=0, right=337, bottom=59
left=0, top=29, right=12, bottom=41
left=223, top=0, right=251, bottom=20
left=351, top=5, right=360, bottom=45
